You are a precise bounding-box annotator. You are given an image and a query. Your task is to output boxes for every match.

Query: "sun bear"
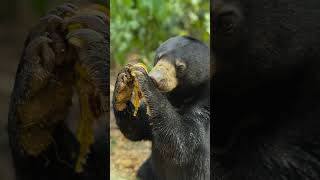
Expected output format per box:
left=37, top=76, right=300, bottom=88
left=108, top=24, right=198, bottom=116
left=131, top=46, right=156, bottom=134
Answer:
left=113, top=36, right=210, bottom=180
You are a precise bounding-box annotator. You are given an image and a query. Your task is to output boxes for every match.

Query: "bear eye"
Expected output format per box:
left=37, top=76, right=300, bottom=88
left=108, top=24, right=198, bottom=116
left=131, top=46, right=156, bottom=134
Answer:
left=216, top=11, right=239, bottom=35
left=176, top=59, right=186, bottom=74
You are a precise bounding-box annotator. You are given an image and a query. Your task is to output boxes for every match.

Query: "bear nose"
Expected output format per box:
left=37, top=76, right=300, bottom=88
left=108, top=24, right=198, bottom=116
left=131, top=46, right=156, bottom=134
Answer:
left=149, top=71, right=163, bottom=87
left=149, top=76, right=159, bottom=87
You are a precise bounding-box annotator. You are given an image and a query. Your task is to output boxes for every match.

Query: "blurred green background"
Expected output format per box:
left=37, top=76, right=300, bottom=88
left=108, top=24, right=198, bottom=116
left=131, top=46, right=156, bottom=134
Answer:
left=110, top=0, right=210, bottom=69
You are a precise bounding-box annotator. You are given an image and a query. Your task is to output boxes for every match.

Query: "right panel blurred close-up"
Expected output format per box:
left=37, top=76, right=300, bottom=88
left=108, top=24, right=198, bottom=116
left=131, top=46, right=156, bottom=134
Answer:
left=213, top=0, right=320, bottom=180
left=110, top=0, right=210, bottom=179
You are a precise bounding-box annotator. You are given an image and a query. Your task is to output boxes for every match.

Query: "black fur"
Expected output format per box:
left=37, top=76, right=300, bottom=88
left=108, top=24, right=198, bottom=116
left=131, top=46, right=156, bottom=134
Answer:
left=113, top=36, right=210, bottom=180
left=213, top=0, right=320, bottom=179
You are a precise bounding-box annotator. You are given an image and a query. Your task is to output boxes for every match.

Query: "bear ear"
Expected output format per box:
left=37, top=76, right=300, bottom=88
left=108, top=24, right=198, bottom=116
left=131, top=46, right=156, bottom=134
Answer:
left=175, top=58, right=187, bottom=74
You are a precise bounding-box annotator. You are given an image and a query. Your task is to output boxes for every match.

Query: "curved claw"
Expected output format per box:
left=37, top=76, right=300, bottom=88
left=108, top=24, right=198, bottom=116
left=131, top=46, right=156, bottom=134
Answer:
left=65, top=14, right=108, bottom=37
left=87, top=4, right=108, bottom=15
left=67, top=28, right=105, bottom=48
left=130, top=66, right=148, bottom=76
left=39, top=14, right=64, bottom=25
left=67, top=28, right=109, bottom=97
left=39, top=14, right=65, bottom=32
left=85, top=4, right=109, bottom=22
left=76, top=9, right=108, bottom=23
left=47, top=3, right=78, bottom=17
left=64, top=3, right=78, bottom=10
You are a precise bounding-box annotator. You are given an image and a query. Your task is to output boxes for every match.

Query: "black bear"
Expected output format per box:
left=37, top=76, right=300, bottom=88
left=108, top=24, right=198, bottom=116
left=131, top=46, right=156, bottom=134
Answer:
left=113, top=36, right=210, bottom=180
left=213, top=0, right=320, bottom=179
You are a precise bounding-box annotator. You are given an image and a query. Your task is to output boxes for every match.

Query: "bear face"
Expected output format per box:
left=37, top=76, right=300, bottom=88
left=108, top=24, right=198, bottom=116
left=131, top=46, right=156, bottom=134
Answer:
left=213, top=0, right=313, bottom=95
left=150, top=36, right=210, bottom=95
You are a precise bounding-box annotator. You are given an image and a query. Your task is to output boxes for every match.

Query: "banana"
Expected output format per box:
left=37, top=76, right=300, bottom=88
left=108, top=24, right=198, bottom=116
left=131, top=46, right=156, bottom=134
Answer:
left=129, top=63, right=150, bottom=117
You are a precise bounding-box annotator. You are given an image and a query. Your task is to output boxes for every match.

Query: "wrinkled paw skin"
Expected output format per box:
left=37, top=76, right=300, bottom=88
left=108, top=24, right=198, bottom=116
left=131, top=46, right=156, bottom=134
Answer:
left=8, top=3, right=110, bottom=178
left=8, top=2, right=109, bottom=161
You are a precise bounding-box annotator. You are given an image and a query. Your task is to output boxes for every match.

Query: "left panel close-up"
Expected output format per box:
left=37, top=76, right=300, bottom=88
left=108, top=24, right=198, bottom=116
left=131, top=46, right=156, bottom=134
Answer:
left=0, top=0, right=110, bottom=180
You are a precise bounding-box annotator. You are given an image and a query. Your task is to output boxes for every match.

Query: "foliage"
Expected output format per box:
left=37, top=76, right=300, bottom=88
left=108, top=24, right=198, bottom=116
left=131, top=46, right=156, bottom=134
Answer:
left=111, top=0, right=210, bottom=68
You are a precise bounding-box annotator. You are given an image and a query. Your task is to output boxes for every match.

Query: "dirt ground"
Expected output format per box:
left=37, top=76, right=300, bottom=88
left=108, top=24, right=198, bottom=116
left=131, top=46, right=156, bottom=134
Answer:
left=109, top=69, right=152, bottom=180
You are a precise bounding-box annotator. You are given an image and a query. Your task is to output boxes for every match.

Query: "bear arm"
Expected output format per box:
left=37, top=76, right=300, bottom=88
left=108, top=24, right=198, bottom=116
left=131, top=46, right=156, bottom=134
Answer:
left=113, top=97, right=152, bottom=141
left=135, top=72, right=209, bottom=165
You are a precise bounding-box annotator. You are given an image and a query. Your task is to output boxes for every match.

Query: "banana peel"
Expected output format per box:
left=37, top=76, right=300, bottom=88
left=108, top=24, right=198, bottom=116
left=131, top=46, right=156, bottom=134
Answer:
left=74, top=63, right=97, bottom=173
left=117, top=63, right=151, bottom=117
left=130, top=63, right=148, bottom=116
